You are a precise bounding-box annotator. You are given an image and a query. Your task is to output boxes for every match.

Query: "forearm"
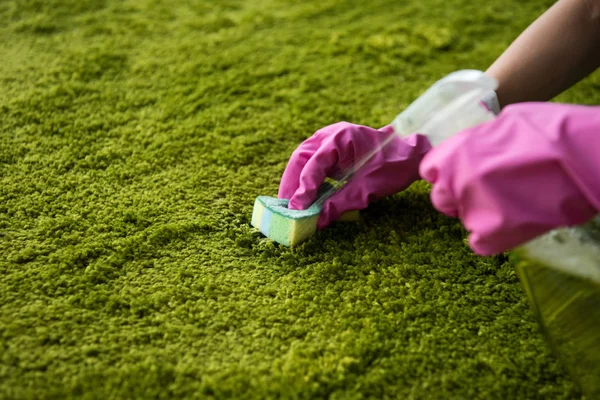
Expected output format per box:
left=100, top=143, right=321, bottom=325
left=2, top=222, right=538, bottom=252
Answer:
left=486, top=0, right=600, bottom=107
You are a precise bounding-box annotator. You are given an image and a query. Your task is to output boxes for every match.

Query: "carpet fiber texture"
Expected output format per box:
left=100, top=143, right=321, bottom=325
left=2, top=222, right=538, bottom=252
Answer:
left=1, top=0, right=599, bottom=398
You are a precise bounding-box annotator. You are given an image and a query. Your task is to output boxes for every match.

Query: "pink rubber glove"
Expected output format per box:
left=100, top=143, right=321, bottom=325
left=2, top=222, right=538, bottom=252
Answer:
left=278, top=122, right=432, bottom=228
left=420, top=102, right=600, bottom=256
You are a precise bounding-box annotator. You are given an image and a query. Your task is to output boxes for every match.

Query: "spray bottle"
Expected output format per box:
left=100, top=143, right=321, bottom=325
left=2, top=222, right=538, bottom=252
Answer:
left=391, top=70, right=600, bottom=397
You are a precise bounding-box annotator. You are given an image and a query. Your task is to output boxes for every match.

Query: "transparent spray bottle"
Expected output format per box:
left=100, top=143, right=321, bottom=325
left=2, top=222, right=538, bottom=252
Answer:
left=392, top=70, right=600, bottom=397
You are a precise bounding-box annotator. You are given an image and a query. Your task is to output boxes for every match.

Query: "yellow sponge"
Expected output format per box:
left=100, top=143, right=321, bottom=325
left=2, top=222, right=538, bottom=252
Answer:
left=251, top=197, right=320, bottom=246
left=251, top=195, right=360, bottom=247
left=337, top=210, right=360, bottom=222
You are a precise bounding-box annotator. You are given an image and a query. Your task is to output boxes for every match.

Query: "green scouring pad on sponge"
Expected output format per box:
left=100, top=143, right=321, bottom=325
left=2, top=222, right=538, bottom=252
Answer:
left=251, top=186, right=360, bottom=246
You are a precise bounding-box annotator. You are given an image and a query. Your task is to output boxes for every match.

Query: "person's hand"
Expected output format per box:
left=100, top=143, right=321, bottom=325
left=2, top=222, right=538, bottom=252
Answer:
left=420, top=102, right=600, bottom=256
left=278, top=122, right=431, bottom=228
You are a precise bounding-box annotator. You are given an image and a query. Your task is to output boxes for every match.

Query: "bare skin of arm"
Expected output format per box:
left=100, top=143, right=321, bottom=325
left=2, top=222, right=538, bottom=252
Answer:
left=486, top=0, right=600, bottom=108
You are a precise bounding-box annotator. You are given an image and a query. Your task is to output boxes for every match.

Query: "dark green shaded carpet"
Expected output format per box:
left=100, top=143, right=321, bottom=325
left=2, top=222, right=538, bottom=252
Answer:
left=1, top=0, right=599, bottom=398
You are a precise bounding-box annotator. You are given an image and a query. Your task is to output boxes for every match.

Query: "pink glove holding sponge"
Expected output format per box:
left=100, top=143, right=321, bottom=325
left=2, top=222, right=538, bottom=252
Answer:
left=420, top=102, right=600, bottom=256
left=278, top=122, right=432, bottom=228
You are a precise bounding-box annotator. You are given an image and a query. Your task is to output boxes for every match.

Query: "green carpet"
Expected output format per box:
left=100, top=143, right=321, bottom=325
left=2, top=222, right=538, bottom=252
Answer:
left=2, top=0, right=599, bottom=398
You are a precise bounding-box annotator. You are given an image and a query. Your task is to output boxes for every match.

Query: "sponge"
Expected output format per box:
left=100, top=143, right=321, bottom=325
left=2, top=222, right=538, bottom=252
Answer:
left=251, top=184, right=360, bottom=246
left=251, top=197, right=321, bottom=246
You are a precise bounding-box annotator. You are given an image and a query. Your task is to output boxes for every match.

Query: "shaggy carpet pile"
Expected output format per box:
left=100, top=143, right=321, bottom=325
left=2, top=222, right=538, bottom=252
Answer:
left=2, top=0, right=599, bottom=398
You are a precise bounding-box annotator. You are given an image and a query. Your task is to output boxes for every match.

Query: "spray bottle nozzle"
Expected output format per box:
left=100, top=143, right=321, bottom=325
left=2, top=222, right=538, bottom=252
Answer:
left=392, top=70, right=498, bottom=147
